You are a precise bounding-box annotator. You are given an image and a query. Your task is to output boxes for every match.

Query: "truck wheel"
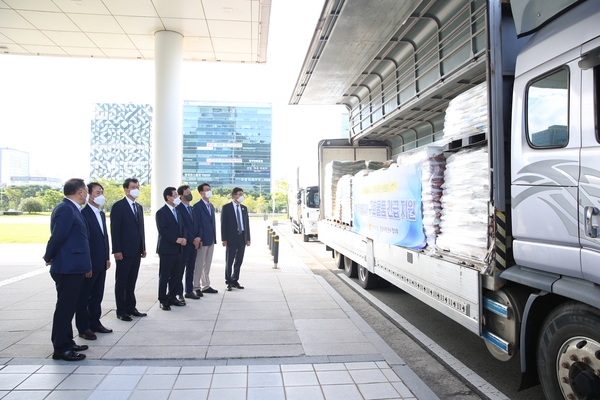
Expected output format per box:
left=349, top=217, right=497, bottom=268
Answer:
left=334, top=251, right=344, bottom=269
left=358, top=265, right=378, bottom=289
left=537, top=301, right=600, bottom=400
left=303, top=234, right=309, bottom=242
left=343, top=256, right=357, bottom=278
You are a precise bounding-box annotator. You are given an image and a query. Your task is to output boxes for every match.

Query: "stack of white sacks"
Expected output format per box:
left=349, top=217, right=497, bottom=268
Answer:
left=397, top=146, right=446, bottom=249
left=442, top=82, right=487, bottom=144
left=324, top=160, right=366, bottom=221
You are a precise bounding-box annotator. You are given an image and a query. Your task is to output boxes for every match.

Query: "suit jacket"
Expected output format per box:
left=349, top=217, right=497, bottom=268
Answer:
left=156, top=204, right=186, bottom=255
left=81, top=204, right=110, bottom=272
left=110, top=197, right=145, bottom=257
left=176, top=202, right=198, bottom=245
left=221, top=201, right=251, bottom=243
left=43, top=198, right=92, bottom=275
left=193, top=199, right=216, bottom=246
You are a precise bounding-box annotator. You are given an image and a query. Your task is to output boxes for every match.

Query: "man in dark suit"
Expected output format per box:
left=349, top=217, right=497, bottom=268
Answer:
left=111, top=178, right=147, bottom=321
left=193, top=183, right=218, bottom=295
left=221, top=187, right=251, bottom=291
left=43, top=178, right=92, bottom=361
left=156, top=187, right=187, bottom=310
left=176, top=185, right=201, bottom=302
left=77, top=182, right=112, bottom=341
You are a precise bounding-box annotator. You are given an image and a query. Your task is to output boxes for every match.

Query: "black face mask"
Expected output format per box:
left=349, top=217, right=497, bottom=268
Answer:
left=184, top=193, right=193, bottom=202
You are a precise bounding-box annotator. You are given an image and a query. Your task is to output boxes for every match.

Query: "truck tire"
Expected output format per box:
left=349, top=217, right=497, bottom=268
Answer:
left=537, top=301, right=600, bottom=400
left=303, top=234, right=309, bottom=242
left=358, top=265, right=378, bottom=289
left=334, top=251, right=344, bottom=269
left=343, top=256, right=357, bottom=278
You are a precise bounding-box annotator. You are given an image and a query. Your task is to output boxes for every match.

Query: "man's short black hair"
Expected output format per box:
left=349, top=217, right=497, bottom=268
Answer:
left=197, top=183, right=211, bottom=193
left=123, top=178, right=139, bottom=189
left=63, top=178, right=86, bottom=196
left=87, top=182, right=104, bottom=194
left=177, top=185, right=190, bottom=196
left=231, top=187, right=243, bottom=196
left=163, top=187, right=177, bottom=201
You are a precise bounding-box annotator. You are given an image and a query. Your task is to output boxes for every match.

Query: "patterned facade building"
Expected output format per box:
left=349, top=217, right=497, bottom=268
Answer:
left=182, top=102, right=272, bottom=192
left=90, top=103, right=152, bottom=185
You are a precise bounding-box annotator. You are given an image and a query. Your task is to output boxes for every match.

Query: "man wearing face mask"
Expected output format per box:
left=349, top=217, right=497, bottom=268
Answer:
left=193, top=183, right=218, bottom=295
left=176, top=185, right=201, bottom=302
left=110, top=178, right=147, bottom=321
left=221, top=187, right=251, bottom=291
left=156, top=187, right=187, bottom=310
left=43, top=178, right=92, bottom=361
left=77, top=182, right=112, bottom=340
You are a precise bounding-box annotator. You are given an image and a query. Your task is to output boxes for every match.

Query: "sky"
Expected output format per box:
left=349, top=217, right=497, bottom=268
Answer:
left=0, top=0, right=347, bottom=189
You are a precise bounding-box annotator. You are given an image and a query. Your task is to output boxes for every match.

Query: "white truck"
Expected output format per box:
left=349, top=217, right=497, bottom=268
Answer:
left=288, top=167, right=319, bottom=242
left=290, top=0, right=600, bottom=398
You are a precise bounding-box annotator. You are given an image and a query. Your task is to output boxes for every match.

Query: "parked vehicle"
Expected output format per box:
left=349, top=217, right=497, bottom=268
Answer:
left=288, top=166, right=319, bottom=242
left=292, top=0, right=600, bottom=398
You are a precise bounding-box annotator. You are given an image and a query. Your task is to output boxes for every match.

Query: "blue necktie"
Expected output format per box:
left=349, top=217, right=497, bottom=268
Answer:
left=172, top=208, right=178, bottom=222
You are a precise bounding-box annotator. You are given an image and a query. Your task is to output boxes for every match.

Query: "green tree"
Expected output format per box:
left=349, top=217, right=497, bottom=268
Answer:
left=19, top=197, right=43, bottom=213
left=41, top=189, right=63, bottom=211
left=4, top=187, right=23, bottom=210
left=255, top=196, right=267, bottom=213
left=210, top=194, right=227, bottom=213
left=137, top=184, right=151, bottom=212
left=96, top=179, right=124, bottom=212
left=243, top=195, right=257, bottom=213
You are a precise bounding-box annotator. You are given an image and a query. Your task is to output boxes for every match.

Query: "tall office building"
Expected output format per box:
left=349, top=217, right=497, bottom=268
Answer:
left=90, top=103, right=152, bottom=185
left=0, top=148, right=29, bottom=187
left=182, top=102, right=272, bottom=192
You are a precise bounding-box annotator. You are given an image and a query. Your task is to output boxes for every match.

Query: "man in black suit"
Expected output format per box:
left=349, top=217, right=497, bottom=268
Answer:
left=156, top=187, right=187, bottom=310
left=111, top=178, right=147, bottom=321
left=193, top=183, right=218, bottom=295
left=43, top=178, right=92, bottom=361
left=176, top=185, right=201, bottom=302
left=77, top=182, right=113, bottom=340
left=221, top=187, right=251, bottom=291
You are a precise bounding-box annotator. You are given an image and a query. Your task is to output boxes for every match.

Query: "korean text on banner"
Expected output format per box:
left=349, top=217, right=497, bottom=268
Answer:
left=352, top=165, right=426, bottom=249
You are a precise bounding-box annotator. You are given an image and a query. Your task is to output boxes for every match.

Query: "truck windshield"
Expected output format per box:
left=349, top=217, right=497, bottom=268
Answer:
left=306, top=189, right=320, bottom=208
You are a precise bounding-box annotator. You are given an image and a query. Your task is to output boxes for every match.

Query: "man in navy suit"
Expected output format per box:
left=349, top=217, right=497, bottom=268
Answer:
left=111, top=178, right=147, bottom=321
left=221, top=187, right=251, bottom=291
left=156, top=187, right=187, bottom=310
left=176, top=185, right=201, bottom=302
left=193, top=183, right=218, bottom=295
left=77, top=182, right=112, bottom=341
left=43, top=178, right=92, bottom=361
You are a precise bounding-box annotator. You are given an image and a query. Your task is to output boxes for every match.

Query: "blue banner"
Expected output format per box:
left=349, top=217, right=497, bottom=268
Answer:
left=352, top=165, right=426, bottom=249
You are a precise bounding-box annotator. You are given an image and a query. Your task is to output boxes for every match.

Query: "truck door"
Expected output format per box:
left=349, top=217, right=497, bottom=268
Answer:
left=579, top=44, right=600, bottom=285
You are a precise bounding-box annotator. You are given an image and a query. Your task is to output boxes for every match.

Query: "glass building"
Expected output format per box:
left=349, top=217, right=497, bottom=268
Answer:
left=182, top=102, right=272, bottom=193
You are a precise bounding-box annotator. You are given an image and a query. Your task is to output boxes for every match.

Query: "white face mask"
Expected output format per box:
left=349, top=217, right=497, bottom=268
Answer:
left=129, top=188, right=140, bottom=199
left=173, top=197, right=182, bottom=206
left=237, top=195, right=245, bottom=203
left=85, top=193, right=90, bottom=203
left=205, top=190, right=212, bottom=199
left=94, top=195, right=106, bottom=206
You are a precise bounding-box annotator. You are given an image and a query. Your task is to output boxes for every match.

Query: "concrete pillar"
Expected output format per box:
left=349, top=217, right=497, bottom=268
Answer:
left=152, top=31, right=183, bottom=216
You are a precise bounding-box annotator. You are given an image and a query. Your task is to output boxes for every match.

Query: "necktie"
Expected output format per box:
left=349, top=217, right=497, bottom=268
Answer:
left=236, top=205, right=243, bottom=233
left=133, top=203, right=139, bottom=223
left=187, top=205, right=193, bottom=220
left=206, top=202, right=211, bottom=215
left=172, top=208, right=178, bottom=222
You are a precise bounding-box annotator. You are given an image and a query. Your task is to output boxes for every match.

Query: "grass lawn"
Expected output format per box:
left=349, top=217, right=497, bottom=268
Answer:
left=0, top=223, right=49, bottom=244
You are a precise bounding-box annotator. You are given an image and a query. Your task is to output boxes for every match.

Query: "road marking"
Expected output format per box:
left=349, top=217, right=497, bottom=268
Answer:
left=0, top=267, right=48, bottom=288
left=339, top=274, right=510, bottom=400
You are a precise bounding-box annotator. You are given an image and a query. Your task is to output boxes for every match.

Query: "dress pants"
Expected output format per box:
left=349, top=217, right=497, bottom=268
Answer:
left=225, top=234, right=246, bottom=285
left=178, top=244, right=197, bottom=295
left=194, top=244, right=214, bottom=291
left=158, top=253, right=182, bottom=303
left=115, top=255, right=141, bottom=316
left=76, top=269, right=106, bottom=333
left=51, top=272, right=85, bottom=353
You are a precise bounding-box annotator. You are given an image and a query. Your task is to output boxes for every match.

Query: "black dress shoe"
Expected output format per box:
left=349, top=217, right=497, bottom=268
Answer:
left=117, top=314, right=133, bottom=321
left=160, top=302, right=171, bottom=311
left=177, top=295, right=187, bottom=304
left=233, top=282, right=244, bottom=289
left=71, top=344, right=88, bottom=352
left=184, top=292, right=200, bottom=299
left=53, top=350, right=86, bottom=361
left=128, top=309, right=147, bottom=317
left=202, top=287, right=218, bottom=294
left=78, top=329, right=97, bottom=340
left=194, top=289, right=204, bottom=297
left=91, top=325, right=113, bottom=334
left=226, top=284, right=232, bottom=291
left=169, top=299, right=186, bottom=306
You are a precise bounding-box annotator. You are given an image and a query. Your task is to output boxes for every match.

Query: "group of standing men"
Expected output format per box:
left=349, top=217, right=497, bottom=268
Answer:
left=44, top=178, right=251, bottom=361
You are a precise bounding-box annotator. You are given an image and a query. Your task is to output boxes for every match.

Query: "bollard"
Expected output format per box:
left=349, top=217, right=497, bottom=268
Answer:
left=266, top=226, right=271, bottom=248
left=273, top=235, right=279, bottom=268
left=270, top=231, right=276, bottom=255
